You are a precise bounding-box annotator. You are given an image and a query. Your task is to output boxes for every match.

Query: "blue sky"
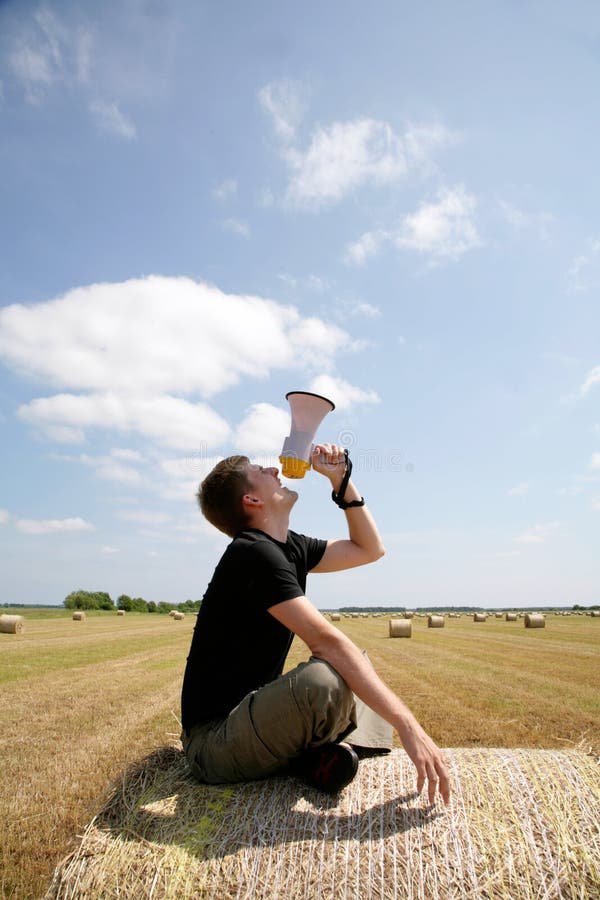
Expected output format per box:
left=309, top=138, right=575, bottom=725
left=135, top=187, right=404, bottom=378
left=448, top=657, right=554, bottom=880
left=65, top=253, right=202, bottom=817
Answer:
left=1, top=0, right=599, bottom=609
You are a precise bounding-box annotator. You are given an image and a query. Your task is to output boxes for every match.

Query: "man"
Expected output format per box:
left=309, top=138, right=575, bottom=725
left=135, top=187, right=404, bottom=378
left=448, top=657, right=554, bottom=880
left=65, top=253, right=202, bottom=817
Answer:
left=181, top=443, right=450, bottom=804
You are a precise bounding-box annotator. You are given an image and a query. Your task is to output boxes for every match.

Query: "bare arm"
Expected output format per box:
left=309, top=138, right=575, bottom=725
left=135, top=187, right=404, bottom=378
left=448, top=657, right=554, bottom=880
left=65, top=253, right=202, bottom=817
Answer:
left=269, top=594, right=451, bottom=805
left=310, top=443, right=386, bottom=573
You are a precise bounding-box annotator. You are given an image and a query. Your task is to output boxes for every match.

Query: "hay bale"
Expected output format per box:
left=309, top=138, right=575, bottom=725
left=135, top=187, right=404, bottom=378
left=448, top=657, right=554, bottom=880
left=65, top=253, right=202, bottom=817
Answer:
left=494, top=612, right=503, bottom=619
left=428, top=615, right=444, bottom=628
left=72, top=611, right=86, bottom=621
left=47, top=746, right=600, bottom=900
left=117, top=610, right=125, bottom=616
left=524, top=613, right=545, bottom=628
left=404, top=611, right=415, bottom=619
left=169, top=610, right=178, bottom=617
left=389, top=618, right=412, bottom=638
left=0, top=614, right=25, bottom=634
left=473, top=613, right=486, bottom=622
left=590, top=610, right=600, bottom=618
left=172, top=612, right=185, bottom=620
left=330, top=613, right=341, bottom=621
left=505, top=613, right=518, bottom=621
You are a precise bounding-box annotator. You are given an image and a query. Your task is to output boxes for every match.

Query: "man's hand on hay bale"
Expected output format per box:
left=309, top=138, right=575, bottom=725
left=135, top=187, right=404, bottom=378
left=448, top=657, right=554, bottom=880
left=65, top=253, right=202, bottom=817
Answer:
left=396, top=715, right=451, bottom=806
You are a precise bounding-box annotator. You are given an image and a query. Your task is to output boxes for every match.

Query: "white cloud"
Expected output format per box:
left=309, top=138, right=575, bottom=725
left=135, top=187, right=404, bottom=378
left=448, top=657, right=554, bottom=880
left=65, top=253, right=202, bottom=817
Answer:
left=308, top=374, right=380, bottom=412
left=258, top=79, right=307, bottom=144
left=73, top=451, right=144, bottom=484
left=100, top=545, right=119, bottom=554
left=8, top=8, right=93, bottom=103
left=508, top=482, right=529, bottom=496
left=579, top=366, right=600, bottom=396
left=393, top=185, right=481, bottom=259
left=344, top=231, right=387, bottom=266
left=514, top=521, right=560, bottom=544
left=212, top=179, right=237, bottom=201
left=346, top=186, right=480, bottom=265
left=0, top=275, right=355, bottom=450
left=283, top=119, right=452, bottom=210
left=234, top=403, right=290, bottom=456
left=590, top=453, right=600, bottom=470
left=89, top=100, right=136, bottom=139
left=222, top=218, right=250, bottom=238
left=0, top=509, right=9, bottom=524
left=592, top=498, right=600, bottom=511
left=110, top=448, right=144, bottom=462
left=16, top=517, right=94, bottom=535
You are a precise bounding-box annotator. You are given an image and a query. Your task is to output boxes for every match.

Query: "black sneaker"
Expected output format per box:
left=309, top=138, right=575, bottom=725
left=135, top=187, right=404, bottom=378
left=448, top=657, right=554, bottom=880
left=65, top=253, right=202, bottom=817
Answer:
left=291, top=741, right=359, bottom=794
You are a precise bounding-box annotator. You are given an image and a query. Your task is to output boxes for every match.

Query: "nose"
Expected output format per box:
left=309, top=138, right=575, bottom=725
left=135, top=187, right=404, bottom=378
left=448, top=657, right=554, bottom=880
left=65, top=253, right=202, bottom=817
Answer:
left=267, top=466, right=279, bottom=477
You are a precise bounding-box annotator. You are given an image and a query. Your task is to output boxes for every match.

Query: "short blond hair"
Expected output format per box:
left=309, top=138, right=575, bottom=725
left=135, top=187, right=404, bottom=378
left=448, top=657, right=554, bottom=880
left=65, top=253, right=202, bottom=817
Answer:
left=196, top=455, right=252, bottom=537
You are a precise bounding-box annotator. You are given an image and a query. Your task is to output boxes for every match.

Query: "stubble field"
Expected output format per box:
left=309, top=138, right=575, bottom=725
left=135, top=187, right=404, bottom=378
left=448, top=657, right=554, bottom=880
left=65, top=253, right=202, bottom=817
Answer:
left=0, top=608, right=598, bottom=899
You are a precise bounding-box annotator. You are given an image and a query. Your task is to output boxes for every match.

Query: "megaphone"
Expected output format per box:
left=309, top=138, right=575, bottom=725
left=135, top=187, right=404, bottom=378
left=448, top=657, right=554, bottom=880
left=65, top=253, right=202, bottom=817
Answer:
left=279, top=391, right=335, bottom=478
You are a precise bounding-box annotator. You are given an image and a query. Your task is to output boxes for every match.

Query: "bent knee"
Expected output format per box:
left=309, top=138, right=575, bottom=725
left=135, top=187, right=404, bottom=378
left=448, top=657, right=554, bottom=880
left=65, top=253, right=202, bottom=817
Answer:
left=294, top=658, right=353, bottom=709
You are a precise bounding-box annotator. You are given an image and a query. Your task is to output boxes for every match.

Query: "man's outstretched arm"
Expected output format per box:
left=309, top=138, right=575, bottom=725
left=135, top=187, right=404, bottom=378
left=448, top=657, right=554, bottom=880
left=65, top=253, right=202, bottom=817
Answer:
left=309, top=443, right=386, bottom=572
left=269, top=594, right=451, bottom=806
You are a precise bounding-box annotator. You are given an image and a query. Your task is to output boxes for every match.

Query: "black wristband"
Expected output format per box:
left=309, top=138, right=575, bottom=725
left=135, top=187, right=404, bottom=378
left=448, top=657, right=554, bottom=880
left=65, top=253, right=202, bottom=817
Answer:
left=331, top=450, right=365, bottom=509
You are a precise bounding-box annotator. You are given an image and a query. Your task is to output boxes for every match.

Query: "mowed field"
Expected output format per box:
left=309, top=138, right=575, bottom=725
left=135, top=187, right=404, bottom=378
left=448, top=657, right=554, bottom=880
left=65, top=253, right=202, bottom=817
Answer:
left=1, top=608, right=599, bottom=899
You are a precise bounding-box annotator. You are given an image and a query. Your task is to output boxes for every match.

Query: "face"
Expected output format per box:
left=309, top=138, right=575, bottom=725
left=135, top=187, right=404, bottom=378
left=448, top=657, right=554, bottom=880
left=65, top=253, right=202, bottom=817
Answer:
left=244, top=463, right=298, bottom=509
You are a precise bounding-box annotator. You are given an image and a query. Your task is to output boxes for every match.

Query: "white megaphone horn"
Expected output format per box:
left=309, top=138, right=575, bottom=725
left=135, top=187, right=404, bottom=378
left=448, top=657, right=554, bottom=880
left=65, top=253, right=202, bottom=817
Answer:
left=279, top=391, right=335, bottom=479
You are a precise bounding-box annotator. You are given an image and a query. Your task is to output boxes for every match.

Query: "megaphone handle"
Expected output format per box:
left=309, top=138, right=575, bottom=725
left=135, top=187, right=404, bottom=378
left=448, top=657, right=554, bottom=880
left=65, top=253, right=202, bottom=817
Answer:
left=331, top=450, right=365, bottom=509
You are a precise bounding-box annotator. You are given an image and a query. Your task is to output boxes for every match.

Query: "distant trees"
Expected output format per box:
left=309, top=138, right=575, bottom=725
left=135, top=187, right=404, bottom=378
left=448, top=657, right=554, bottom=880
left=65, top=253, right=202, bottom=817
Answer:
left=63, top=591, right=201, bottom=613
left=64, top=590, right=115, bottom=610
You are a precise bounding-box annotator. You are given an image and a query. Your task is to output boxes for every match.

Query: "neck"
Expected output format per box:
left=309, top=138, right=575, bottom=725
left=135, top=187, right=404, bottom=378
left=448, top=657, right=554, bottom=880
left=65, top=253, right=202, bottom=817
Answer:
left=248, top=512, right=290, bottom=543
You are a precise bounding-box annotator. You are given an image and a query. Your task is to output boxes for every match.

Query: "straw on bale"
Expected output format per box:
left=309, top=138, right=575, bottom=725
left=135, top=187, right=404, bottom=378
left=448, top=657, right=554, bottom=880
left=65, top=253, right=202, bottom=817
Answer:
left=428, top=614, right=444, bottom=628
left=173, top=612, right=185, bottom=620
left=0, top=614, right=25, bottom=634
left=330, top=613, right=341, bottom=621
left=47, top=745, right=600, bottom=900
left=505, top=612, right=518, bottom=621
left=169, top=610, right=178, bottom=617
left=404, top=611, right=414, bottom=619
left=525, top=613, right=546, bottom=628
left=494, top=612, right=503, bottom=619
left=117, top=609, right=125, bottom=616
left=389, top=618, right=412, bottom=638
left=72, top=611, right=86, bottom=621
left=591, top=610, right=600, bottom=618
left=473, top=613, right=487, bottom=622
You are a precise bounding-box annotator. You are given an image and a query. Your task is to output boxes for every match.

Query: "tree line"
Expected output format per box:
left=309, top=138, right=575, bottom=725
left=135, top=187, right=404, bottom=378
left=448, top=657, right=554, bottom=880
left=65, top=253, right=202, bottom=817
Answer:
left=63, top=590, right=201, bottom=613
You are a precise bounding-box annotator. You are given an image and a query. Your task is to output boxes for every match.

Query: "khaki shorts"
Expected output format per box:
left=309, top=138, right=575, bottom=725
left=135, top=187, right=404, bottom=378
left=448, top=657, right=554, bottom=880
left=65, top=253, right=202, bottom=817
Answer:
left=182, top=656, right=392, bottom=785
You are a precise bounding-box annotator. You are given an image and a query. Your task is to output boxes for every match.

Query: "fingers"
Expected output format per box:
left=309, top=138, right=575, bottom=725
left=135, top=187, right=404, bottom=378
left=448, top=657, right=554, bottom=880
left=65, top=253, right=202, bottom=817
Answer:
left=415, top=753, right=451, bottom=807
left=312, top=444, right=345, bottom=468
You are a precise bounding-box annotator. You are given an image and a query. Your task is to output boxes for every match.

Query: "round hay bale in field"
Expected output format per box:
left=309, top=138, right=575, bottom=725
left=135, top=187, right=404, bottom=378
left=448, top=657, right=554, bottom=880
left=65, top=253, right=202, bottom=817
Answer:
left=524, top=613, right=545, bottom=628
left=427, top=615, right=444, bottom=628
left=172, top=612, right=185, bottom=620
left=72, top=611, right=86, bottom=621
left=0, top=614, right=25, bottom=634
left=404, top=611, right=415, bottom=619
left=590, top=610, right=600, bottom=618
left=117, top=610, right=125, bottom=616
left=330, top=613, right=341, bottom=621
left=46, top=746, right=600, bottom=900
left=473, top=613, right=487, bottom=622
left=495, top=612, right=503, bottom=619
left=389, top=618, right=412, bottom=638
left=169, top=610, right=178, bottom=617
left=505, top=613, right=518, bottom=621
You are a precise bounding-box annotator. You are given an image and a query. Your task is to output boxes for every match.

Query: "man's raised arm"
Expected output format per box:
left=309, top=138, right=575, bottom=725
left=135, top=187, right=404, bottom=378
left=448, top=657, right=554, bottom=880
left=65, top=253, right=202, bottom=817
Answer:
left=309, top=443, right=385, bottom=572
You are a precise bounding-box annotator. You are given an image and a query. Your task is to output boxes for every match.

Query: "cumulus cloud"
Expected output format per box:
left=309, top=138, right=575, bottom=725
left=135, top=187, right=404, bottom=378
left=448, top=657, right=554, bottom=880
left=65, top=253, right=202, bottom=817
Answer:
left=0, top=509, right=9, bottom=524
left=514, top=521, right=560, bottom=544
left=89, top=99, right=136, bottom=139
left=16, top=517, right=94, bottom=535
left=283, top=119, right=453, bottom=210
left=308, top=375, right=380, bottom=412
left=590, top=453, right=600, bottom=470
left=117, top=509, right=171, bottom=525
left=0, top=276, right=356, bottom=451
left=345, top=186, right=480, bottom=265
left=233, top=403, right=290, bottom=456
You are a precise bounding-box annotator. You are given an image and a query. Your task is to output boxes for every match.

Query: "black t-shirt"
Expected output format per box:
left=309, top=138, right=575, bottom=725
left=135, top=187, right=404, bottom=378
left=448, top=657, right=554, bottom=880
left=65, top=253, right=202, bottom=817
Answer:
left=181, top=528, right=327, bottom=731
